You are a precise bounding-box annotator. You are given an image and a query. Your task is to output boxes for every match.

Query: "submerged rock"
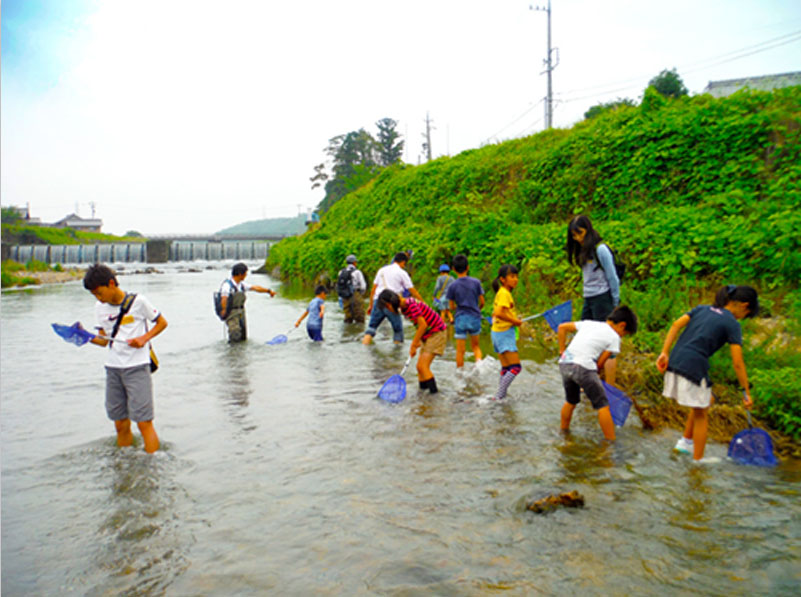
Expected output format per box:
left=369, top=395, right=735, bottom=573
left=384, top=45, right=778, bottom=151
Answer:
left=526, top=490, right=585, bottom=514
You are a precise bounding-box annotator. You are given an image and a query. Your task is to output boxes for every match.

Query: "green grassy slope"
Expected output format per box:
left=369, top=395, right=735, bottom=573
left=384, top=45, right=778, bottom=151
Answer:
left=267, top=86, right=801, bottom=442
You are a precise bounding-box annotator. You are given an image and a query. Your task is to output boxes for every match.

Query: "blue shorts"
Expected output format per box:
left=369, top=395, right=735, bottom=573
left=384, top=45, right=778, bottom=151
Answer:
left=453, top=313, right=482, bottom=339
left=307, top=326, right=323, bottom=342
left=491, top=328, right=517, bottom=354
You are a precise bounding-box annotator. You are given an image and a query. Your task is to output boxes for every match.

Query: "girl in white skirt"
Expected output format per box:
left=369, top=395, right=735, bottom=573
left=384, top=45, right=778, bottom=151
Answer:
left=655, top=285, right=759, bottom=461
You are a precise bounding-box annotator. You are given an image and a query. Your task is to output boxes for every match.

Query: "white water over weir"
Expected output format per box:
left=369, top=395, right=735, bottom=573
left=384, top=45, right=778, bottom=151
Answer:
left=7, top=240, right=269, bottom=264
left=169, top=240, right=269, bottom=262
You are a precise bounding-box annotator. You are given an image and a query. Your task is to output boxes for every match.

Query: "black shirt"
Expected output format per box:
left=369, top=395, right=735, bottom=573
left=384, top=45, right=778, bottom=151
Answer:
left=667, top=305, right=742, bottom=385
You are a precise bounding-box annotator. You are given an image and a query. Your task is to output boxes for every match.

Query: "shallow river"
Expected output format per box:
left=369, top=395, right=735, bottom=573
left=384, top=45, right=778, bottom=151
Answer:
left=2, top=264, right=800, bottom=596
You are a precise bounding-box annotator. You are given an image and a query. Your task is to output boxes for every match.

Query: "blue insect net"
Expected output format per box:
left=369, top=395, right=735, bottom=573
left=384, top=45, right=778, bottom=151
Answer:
left=265, top=334, right=288, bottom=345
left=543, top=300, right=573, bottom=333
left=602, top=381, right=632, bottom=427
left=52, top=322, right=96, bottom=346
left=728, top=427, right=778, bottom=466
left=378, top=375, right=407, bottom=403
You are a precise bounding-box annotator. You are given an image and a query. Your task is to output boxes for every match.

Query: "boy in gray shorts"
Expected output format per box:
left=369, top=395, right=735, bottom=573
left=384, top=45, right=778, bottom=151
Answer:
left=84, top=264, right=167, bottom=453
left=556, top=305, right=637, bottom=441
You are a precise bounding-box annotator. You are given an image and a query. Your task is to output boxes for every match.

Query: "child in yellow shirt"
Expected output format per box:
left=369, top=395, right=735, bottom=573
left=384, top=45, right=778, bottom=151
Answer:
left=490, top=265, right=523, bottom=400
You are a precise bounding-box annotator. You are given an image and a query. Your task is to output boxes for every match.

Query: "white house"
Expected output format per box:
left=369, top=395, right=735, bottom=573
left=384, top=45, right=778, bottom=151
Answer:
left=703, top=71, right=801, bottom=98
left=52, top=213, right=103, bottom=232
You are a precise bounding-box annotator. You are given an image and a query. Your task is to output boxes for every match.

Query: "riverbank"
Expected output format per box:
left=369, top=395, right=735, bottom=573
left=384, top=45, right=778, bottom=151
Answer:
left=523, top=320, right=801, bottom=460
left=0, top=261, right=85, bottom=288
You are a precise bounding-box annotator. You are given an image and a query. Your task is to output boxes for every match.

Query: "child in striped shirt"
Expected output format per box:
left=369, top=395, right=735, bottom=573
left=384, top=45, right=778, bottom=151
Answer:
left=378, top=289, right=446, bottom=394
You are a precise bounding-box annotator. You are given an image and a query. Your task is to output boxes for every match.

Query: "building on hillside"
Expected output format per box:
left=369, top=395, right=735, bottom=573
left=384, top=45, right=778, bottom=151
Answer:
left=52, top=213, right=103, bottom=232
left=703, top=71, right=801, bottom=98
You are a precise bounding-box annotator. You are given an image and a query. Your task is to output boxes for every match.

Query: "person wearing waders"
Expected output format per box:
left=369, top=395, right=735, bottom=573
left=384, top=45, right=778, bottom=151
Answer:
left=219, top=262, right=276, bottom=342
left=337, top=254, right=367, bottom=324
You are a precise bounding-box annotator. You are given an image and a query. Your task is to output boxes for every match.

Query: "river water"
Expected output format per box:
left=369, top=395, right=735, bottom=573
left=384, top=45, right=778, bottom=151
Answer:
left=2, top=264, right=800, bottom=596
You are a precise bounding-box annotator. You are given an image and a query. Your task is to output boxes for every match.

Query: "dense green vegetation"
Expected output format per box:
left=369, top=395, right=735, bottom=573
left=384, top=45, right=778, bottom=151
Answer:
left=1, top=259, right=65, bottom=288
left=271, top=87, right=801, bottom=439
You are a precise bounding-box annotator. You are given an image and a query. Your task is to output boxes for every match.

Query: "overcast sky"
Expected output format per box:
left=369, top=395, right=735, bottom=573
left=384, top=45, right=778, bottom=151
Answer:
left=2, top=0, right=800, bottom=236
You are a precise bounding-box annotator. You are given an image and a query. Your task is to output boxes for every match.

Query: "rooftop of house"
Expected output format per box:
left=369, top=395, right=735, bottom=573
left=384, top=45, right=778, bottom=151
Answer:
left=703, top=71, right=801, bottom=97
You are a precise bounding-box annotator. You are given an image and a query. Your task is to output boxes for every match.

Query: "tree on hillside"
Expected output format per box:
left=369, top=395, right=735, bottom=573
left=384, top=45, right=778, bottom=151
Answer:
left=648, top=68, right=688, bottom=98
left=312, top=118, right=406, bottom=214
left=310, top=163, right=328, bottom=191
left=317, top=129, right=380, bottom=213
left=376, top=117, right=404, bottom=166
left=1, top=206, right=23, bottom=224
left=584, top=98, right=636, bottom=120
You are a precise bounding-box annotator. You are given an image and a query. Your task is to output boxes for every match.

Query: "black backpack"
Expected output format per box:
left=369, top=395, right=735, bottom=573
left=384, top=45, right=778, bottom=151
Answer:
left=213, top=280, right=237, bottom=320
left=594, top=243, right=626, bottom=283
left=336, top=267, right=354, bottom=299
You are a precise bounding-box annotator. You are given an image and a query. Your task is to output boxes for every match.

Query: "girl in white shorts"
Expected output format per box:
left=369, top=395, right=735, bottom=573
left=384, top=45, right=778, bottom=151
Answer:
left=656, top=285, right=758, bottom=461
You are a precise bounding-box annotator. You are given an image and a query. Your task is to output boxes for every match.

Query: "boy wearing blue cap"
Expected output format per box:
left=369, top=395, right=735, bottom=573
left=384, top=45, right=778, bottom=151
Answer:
left=432, top=264, right=454, bottom=324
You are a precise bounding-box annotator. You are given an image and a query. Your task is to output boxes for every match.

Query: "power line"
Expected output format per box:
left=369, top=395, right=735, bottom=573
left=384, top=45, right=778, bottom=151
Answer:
left=478, top=27, right=801, bottom=144
left=555, top=30, right=801, bottom=107
left=514, top=114, right=545, bottom=138
left=481, top=99, right=544, bottom=145
left=682, top=29, right=801, bottom=72
left=555, top=29, right=801, bottom=102
left=682, top=32, right=801, bottom=75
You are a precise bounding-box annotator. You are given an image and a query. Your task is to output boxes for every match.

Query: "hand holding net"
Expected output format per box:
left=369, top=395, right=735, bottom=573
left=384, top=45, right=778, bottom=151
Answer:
left=52, top=322, right=96, bottom=347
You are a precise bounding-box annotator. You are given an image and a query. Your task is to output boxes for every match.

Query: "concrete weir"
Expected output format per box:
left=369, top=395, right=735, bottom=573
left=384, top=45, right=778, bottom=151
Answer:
left=146, top=240, right=171, bottom=263
left=4, top=238, right=271, bottom=265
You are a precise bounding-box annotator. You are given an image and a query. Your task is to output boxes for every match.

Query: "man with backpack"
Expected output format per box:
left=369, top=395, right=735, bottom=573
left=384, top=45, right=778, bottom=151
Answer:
left=337, top=254, right=367, bottom=324
left=215, top=262, right=276, bottom=342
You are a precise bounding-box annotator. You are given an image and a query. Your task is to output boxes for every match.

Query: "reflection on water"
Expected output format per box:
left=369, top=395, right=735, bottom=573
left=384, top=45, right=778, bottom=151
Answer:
left=2, top=265, right=800, bottom=595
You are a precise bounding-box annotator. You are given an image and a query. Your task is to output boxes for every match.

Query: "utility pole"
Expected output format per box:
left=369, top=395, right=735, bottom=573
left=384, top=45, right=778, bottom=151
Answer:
left=422, top=112, right=434, bottom=162
left=533, top=0, right=558, bottom=129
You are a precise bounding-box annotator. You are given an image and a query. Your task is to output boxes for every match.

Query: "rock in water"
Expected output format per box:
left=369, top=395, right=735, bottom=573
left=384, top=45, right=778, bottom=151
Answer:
left=526, top=490, right=585, bottom=514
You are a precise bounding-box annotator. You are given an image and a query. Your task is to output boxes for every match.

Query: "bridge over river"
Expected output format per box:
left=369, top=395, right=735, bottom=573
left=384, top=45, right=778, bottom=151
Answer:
left=4, top=234, right=287, bottom=265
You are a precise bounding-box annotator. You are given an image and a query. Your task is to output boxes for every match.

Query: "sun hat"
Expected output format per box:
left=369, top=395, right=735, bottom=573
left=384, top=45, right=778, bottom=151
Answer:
left=346, top=254, right=357, bottom=264
left=439, top=264, right=450, bottom=272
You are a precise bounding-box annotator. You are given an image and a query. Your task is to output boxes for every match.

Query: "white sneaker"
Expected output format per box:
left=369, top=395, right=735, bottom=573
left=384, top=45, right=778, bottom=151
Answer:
left=694, top=456, right=722, bottom=465
left=674, top=437, right=693, bottom=454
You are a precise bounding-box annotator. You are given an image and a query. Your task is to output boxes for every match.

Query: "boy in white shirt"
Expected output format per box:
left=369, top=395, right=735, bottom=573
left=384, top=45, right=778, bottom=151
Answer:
left=84, top=264, right=168, bottom=453
left=556, top=306, right=638, bottom=441
left=362, top=252, right=423, bottom=345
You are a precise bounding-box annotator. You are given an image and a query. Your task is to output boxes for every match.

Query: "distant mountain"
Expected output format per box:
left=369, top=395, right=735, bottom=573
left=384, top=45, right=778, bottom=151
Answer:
left=216, top=215, right=307, bottom=237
